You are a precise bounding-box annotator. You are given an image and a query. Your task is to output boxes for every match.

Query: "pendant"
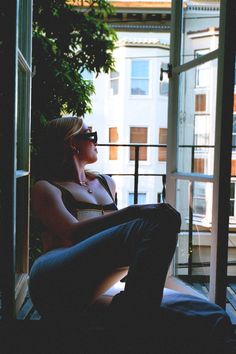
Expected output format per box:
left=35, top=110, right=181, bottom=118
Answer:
left=78, top=180, right=93, bottom=193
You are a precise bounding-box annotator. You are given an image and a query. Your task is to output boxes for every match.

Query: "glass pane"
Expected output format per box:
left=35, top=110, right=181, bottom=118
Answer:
left=18, top=0, right=31, bottom=60
left=16, top=175, right=29, bottom=274
left=228, top=58, right=236, bottom=281
left=175, top=179, right=213, bottom=297
left=177, top=60, right=217, bottom=175
left=128, top=193, right=146, bottom=205
left=17, top=65, right=30, bottom=171
left=228, top=179, right=236, bottom=278
left=131, top=79, right=149, bottom=95
left=111, top=79, right=119, bottom=95
left=131, top=60, right=149, bottom=77
left=180, top=1, right=220, bottom=65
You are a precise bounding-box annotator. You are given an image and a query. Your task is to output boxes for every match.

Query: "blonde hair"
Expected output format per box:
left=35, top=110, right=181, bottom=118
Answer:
left=37, top=116, right=84, bottom=180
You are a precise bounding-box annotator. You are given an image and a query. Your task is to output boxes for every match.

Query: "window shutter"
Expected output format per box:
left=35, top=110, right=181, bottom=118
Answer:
left=109, top=127, right=118, bottom=160
left=195, top=94, right=206, bottom=112
left=130, top=127, right=147, bottom=161
left=194, top=158, right=205, bottom=173
left=158, top=128, right=167, bottom=161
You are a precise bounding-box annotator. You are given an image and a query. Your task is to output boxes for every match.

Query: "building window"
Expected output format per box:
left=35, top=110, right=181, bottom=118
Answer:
left=235, top=59, right=236, bottom=85
left=194, top=158, right=205, bottom=173
left=232, top=115, right=236, bottom=151
left=194, top=115, right=210, bottom=146
left=130, top=127, right=147, bottom=161
left=160, top=63, right=169, bottom=95
left=131, top=60, right=149, bottom=96
left=230, top=182, right=236, bottom=216
left=128, top=192, right=146, bottom=205
left=158, top=128, right=167, bottom=161
left=194, top=115, right=209, bottom=173
left=110, top=71, right=119, bottom=95
left=193, top=182, right=206, bottom=216
left=109, top=127, right=118, bottom=160
left=195, top=94, right=206, bottom=112
left=195, top=49, right=210, bottom=88
left=231, top=116, right=236, bottom=176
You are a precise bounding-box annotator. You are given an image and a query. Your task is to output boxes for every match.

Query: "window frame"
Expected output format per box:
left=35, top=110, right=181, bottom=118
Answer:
left=194, top=48, right=210, bottom=88
left=0, top=0, right=33, bottom=319
left=160, top=62, right=169, bottom=96
left=166, top=0, right=236, bottom=307
left=110, top=70, right=119, bottom=95
left=130, top=59, right=150, bottom=97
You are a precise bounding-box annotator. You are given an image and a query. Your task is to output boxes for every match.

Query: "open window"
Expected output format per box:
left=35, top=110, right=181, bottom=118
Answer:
left=0, top=0, right=33, bottom=319
left=166, top=0, right=236, bottom=309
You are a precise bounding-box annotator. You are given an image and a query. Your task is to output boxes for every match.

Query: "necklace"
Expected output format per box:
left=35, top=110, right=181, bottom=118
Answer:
left=78, top=179, right=93, bottom=194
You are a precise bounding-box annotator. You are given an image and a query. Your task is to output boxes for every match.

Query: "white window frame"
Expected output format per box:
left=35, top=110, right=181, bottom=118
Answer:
left=195, top=49, right=210, bottom=88
left=160, top=62, right=169, bottom=96
left=166, top=0, right=236, bottom=308
left=110, top=70, right=119, bottom=95
left=130, top=59, right=150, bottom=97
left=0, top=0, right=33, bottom=319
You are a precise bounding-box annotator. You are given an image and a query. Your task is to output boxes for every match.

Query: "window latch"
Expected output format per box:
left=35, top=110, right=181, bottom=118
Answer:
left=160, top=63, right=172, bottom=81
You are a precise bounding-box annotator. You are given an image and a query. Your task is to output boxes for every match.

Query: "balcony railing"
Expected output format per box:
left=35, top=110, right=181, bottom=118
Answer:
left=97, top=143, right=236, bottom=283
left=98, top=143, right=167, bottom=204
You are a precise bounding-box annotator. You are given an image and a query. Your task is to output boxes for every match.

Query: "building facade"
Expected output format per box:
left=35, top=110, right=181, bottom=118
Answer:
left=82, top=1, right=236, bottom=279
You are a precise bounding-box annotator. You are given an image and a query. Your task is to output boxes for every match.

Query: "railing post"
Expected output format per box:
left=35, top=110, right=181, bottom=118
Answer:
left=188, top=181, right=193, bottom=277
left=188, top=145, right=195, bottom=277
left=162, top=174, right=166, bottom=202
left=134, top=146, right=139, bottom=204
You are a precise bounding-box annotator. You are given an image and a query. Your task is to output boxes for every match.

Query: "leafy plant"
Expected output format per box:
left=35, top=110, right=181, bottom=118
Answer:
left=30, top=0, right=117, bottom=264
left=32, top=0, right=116, bottom=141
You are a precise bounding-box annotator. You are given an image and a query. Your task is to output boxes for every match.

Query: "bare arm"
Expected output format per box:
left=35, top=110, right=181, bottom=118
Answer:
left=70, top=201, right=180, bottom=242
left=70, top=203, right=138, bottom=243
left=31, top=180, right=176, bottom=247
left=31, top=180, right=140, bottom=245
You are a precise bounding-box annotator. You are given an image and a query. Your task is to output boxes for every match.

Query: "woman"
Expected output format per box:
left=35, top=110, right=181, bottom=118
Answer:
left=29, top=116, right=181, bottom=326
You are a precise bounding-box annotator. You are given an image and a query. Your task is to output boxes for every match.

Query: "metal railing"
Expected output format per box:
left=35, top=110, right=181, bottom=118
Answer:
left=97, top=143, right=236, bottom=280
left=98, top=143, right=167, bottom=204
left=177, top=144, right=236, bottom=277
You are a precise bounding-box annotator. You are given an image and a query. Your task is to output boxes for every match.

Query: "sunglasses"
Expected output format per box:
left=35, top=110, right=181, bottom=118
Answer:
left=77, top=131, right=98, bottom=144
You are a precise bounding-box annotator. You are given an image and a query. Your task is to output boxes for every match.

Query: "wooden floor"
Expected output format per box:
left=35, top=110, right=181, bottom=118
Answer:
left=17, top=294, right=41, bottom=320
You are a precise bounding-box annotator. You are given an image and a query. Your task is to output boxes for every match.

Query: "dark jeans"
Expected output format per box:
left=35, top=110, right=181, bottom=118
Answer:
left=29, top=204, right=181, bottom=320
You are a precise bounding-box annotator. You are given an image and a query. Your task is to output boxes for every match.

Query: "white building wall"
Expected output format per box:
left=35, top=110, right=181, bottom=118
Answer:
left=85, top=31, right=170, bottom=208
left=84, top=3, right=221, bottom=213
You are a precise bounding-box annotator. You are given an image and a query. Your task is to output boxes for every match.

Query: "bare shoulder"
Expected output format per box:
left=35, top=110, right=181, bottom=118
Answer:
left=101, top=174, right=116, bottom=197
left=31, top=180, right=62, bottom=207
left=32, top=180, right=61, bottom=195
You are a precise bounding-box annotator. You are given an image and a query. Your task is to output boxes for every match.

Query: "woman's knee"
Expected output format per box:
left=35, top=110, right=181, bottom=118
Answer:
left=155, top=204, right=181, bottom=232
left=139, top=204, right=181, bottom=233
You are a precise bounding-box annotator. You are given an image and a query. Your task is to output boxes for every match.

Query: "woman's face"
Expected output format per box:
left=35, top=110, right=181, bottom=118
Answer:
left=76, top=122, right=98, bottom=164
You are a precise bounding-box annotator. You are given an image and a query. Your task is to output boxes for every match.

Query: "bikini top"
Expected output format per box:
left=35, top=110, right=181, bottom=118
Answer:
left=49, top=174, right=118, bottom=221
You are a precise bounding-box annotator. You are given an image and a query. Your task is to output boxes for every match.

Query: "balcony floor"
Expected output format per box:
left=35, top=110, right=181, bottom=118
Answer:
left=16, top=282, right=236, bottom=327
